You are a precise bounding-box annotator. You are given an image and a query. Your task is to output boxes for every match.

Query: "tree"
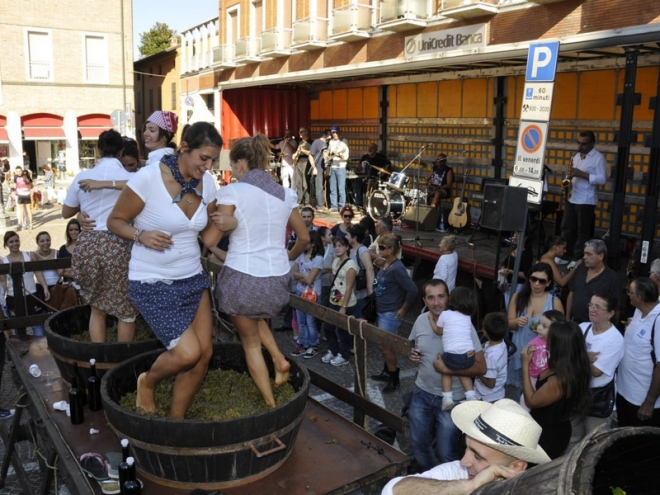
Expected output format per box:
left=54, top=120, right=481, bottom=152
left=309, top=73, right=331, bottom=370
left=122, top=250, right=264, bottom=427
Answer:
left=138, top=22, right=177, bottom=58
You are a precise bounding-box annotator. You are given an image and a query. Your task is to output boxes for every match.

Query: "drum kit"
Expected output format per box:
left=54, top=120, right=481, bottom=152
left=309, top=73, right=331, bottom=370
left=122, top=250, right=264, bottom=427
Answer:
left=367, top=165, right=429, bottom=220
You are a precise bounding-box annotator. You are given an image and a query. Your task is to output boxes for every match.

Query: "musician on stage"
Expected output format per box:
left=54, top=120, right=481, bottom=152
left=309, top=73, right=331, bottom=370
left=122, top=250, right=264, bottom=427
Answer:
left=428, top=153, right=454, bottom=208
left=357, top=143, right=392, bottom=206
left=324, top=126, right=349, bottom=212
left=309, top=129, right=331, bottom=210
left=294, top=127, right=313, bottom=205
left=270, top=129, right=297, bottom=189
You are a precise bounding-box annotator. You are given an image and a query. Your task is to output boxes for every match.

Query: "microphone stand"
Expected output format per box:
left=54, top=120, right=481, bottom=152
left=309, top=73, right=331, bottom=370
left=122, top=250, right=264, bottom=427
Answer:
left=402, top=144, right=435, bottom=247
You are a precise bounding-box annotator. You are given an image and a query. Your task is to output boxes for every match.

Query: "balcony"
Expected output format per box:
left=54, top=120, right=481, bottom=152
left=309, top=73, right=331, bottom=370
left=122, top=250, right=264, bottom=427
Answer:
left=329, top=3, right=373, bottom=42
left=234, top=36, right=262, bottom=64
left=85, top=64, right=107, bottom=84
left=260, top=28, right=292, bottom=58
left=292, top=17, right=329, bottom=50
left=29, top=60, right=51, bottom=81
left=379, top=0, right=428, bottom=32
left=212, top=45, right=236, bottom=69
left=440, top=0, right=498, bottom=20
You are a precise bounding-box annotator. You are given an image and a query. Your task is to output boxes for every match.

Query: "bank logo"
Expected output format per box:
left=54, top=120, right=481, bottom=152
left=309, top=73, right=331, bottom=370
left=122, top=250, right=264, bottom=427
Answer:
left=405, top=24, right=486, bottom=57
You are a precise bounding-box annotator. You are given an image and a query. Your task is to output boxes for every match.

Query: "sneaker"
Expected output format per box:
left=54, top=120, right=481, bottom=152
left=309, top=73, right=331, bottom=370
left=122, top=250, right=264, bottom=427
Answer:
left=290, top=345, right=306, bottom=357
left=465, top=395, right=479, bottom=402
left=0, top=408, right=15, bottom=419
left=330, top=353, right=349, bottom=367
left=441, top=396, right=455, bottom=411
left=321, top=350, right=335, bottom=364
left=303, top=347, right=318, bottom=359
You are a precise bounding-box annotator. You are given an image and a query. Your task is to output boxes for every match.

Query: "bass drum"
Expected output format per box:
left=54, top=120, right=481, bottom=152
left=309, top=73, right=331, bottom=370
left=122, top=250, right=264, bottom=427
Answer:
left=368, top=189, right=406, bottom=220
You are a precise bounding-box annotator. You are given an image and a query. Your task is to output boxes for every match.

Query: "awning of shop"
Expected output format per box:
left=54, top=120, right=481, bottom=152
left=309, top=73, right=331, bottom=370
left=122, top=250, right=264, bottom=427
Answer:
left=78, top=114, right=113, bottom=139
left=22, top=113, right=65, bottom=140
left=0, top=115, right=7, bottom=142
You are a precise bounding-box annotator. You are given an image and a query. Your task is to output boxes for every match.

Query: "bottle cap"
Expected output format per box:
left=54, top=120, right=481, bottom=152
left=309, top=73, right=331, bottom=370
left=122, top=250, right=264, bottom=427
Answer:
left=90, top=358, right=96, bottom=366
left=121, top=439, right=129, bottom=448
left=127, top=457, right=135, bottom=466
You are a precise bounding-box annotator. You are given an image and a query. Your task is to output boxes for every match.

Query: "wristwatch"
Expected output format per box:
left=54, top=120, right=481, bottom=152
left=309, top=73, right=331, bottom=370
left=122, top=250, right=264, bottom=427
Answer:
left=112, top=180, right=116, bottom=189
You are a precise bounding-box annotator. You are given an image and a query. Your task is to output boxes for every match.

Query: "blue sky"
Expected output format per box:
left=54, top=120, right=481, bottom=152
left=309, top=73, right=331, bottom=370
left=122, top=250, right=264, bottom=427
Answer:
left=132, top=0, right=219, bottom=60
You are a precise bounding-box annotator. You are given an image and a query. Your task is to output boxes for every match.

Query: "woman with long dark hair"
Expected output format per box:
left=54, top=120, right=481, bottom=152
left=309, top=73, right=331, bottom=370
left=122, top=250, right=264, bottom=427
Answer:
left=539, top=236, right=581, bottom=296
left=521, top=320, right=592, bottom=459
left=507, top=262, right=564, bottom=401
left=58, top=219, right=81, bottom=282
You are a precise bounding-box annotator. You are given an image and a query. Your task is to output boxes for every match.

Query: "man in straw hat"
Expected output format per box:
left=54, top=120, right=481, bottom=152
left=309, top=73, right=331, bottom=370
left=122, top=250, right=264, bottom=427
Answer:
left=382, top=398, right=551, bottom=495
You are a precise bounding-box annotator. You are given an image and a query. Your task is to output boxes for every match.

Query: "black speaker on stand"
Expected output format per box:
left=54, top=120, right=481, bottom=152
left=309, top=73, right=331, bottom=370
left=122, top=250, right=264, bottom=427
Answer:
left=481, top=185, right=528, bottom=231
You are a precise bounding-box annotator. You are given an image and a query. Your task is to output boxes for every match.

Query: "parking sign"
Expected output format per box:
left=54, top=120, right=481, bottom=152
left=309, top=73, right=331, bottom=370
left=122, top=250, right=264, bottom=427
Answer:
left=525, top=41, right=560, bottom=82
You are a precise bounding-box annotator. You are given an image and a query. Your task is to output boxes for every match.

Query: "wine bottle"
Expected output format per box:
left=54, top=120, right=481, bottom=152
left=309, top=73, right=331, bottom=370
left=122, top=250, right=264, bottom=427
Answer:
left=72, top=362, right=87, bottom=407
left=123, top=457, right=141, bottom=495
left=87, top=358, right=102, bottom=411
left=118, top=439, right=130, bottom=495
left=68, top=374, right=84, bottom=425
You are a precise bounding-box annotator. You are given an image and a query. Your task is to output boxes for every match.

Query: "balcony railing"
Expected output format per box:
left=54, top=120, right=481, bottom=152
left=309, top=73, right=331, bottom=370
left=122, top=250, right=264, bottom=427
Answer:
left=292, top=17, right=329, bottom=50
left=29, top=60, right=51, bottom=81
left=234, top=36, right=261, bottom=63
left=440, top=0, right=499, bottom=19
left=212, top=45, right=236, bottom=68
left=330, top=3, right=373, bottom=41
left=260, top=28, right=292, bottom=57
left=85, top=64, right=107, bottom=84
left=381, top=0, right=428, bottom=21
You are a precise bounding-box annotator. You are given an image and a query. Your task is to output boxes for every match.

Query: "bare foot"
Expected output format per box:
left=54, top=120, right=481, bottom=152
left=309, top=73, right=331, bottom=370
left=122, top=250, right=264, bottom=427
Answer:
left=274, top=358, right=291, bottom=387
left=136, top=372, right=155, bottom=414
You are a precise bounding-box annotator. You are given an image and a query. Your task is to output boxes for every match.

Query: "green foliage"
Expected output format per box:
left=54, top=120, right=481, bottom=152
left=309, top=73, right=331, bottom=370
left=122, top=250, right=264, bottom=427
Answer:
left=138, top=22, right=176, bottom=58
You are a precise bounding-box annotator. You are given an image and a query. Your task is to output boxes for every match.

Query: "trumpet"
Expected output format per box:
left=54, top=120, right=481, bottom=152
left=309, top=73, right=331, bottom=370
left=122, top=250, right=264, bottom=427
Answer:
left=561, top=159, right=573, bottom=201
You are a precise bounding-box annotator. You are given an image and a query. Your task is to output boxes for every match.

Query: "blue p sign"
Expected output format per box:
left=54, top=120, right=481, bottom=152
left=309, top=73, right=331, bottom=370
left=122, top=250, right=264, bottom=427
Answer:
left=526, top=41, right=560, bottom=82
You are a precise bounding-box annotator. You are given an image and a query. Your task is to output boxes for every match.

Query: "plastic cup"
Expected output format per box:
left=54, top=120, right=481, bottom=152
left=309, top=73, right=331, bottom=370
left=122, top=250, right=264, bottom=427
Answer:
left=29, top=364, right=42, bottom=378
left=42, top=371, right=53, bottom=387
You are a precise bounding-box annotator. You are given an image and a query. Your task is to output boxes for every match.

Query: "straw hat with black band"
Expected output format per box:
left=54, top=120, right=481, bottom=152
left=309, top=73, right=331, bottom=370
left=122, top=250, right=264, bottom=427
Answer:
left=451, top=398, right=552, bottom=465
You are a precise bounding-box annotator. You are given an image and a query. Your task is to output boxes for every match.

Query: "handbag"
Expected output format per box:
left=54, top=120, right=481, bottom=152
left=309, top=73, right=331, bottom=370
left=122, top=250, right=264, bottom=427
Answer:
left=355, top=248, right=368, bottom=291
left=589, top=379, right=615, bottom=418
left=361, top=293, right=378, bottom=323
left=300, top=286, right=318, bottom=303
left=48, top=282, right=80, bottom=311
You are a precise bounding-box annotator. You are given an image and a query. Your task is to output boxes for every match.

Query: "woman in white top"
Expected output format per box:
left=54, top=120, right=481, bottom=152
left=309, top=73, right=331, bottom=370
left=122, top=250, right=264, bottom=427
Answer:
left=143, top=111, right=177, bottom=168
left=108, top=122, right=222, bottom=418
left=205, top=134, right=309, bottom=408
left=0, top=231, right=50, bottom=336
left=433, top=235, right=459, bottom=293
left=63, top=130, right=136, bottom=344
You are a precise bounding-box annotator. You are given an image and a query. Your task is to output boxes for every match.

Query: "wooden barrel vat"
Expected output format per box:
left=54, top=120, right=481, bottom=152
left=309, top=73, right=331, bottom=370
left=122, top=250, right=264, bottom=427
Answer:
left=45, top=305, right=163, bottom=384
left=101, top=343, right=311, bottom=489
left=473, top=426, right=660, bottom=495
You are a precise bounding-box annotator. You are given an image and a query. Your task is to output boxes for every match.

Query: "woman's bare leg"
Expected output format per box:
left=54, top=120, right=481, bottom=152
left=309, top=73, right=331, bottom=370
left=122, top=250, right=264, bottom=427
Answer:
left=89, top=306, right=107, bottom=342
left=257, top=320, right=290, bottom=386
left=117, top=320, right=136, bottom=342
left=232, top=314, right=276, bottom=408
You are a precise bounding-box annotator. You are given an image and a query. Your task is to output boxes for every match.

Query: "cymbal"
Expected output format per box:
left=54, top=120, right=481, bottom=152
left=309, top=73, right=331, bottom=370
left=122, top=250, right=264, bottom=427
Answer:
left=371, top=165, right=391, bottom=175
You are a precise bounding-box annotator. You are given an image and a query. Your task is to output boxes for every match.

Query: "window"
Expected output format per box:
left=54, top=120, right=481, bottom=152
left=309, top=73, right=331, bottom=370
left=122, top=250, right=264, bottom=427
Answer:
left=83, top=34, right=108, bottom=84
left=148, top=89, right=154, bottom=114
left=136, top=91, right=142, bottom=115
left=157, top=87, right=162, bottom=110
left=171, top=82, right=177, bottom=110
left=25, top=29, right=53, bottom=82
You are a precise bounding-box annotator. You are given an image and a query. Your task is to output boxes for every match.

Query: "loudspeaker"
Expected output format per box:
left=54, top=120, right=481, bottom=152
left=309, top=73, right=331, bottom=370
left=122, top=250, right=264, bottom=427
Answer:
left=403, top=206, right=439, bottom=231
left=481, top=185, right=528, bottom=231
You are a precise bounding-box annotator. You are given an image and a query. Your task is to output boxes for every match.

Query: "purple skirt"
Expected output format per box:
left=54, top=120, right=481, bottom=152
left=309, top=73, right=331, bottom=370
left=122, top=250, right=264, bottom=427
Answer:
left=215, top=266, right=292, bottom=320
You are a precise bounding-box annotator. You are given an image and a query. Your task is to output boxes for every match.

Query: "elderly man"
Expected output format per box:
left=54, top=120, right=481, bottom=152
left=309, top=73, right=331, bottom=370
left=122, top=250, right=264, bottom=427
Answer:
left=382, top=398, right=551, bottom=495
left=649, top=259, right=660, bottom=293
left=405, top=279, right=486, bottom=472
left=616, top=277, right=660, bottom=427
left=567, top=239, right=622, bottom=324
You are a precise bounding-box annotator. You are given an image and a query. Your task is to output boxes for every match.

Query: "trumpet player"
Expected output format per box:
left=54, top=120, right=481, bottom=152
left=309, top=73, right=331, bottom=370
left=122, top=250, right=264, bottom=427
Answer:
left=324, top=126, right=349, bottom=212
left=271, top=128, right=297, bottom=189
left=560, top=131, right=607, bottom=260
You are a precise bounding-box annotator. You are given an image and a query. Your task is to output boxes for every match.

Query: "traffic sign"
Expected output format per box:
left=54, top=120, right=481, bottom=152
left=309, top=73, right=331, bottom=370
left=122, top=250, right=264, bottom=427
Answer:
left=525, top=41, right=560, bottom=82
left=520, top=82, right=554, bottom=121
left=509, top=176, right=543, bottom=205
left=513, top=121, right=548, bottom=180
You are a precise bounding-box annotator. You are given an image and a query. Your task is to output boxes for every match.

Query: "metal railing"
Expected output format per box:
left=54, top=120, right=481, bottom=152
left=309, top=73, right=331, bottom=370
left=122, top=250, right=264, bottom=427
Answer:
left=261, top=27, right=292, bottom=52
left=29, top=61, right=51, bottom=80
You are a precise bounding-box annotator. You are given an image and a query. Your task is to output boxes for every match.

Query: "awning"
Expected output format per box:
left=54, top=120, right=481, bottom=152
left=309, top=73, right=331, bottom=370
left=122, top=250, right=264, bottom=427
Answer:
left=78, top=114, right=113, bottom=139
left=0, top=116, right=7, bottom=143
left=22, top=113, right=65, bottom=140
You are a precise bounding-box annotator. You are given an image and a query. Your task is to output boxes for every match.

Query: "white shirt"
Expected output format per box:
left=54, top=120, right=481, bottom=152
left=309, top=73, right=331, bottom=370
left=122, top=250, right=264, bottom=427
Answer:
left=145, top=147, right=175, bottom=167
left=3, top=253, right=37, bottom=296
left=127, top=165, right=217, bottom=280
left=616, top=305, right=660, bottom=407
left=433, top=251, right=458, bottom=293
left=579, top=322, right=625, bottom=388
left=276, top=139, right=296, bottom=167
left=381, top=460, right=468, bottom=495
left=64, top=157, right=134, bottom=231
left=295, top=253, right=324, bottom=295
left=218, top=184, right=298, bottom=277
left=327, top=139, right=349, bottom=168
left=569, top=148, right=607, bottom=206
left=437, top=310, right=475, bottom=355
left=475, top=341, right=507, bottom=402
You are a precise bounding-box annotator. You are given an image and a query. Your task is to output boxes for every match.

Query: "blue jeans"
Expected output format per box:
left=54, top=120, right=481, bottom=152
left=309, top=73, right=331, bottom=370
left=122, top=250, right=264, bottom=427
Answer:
left=329, top=167, right=346, bottom=210
left=324, top=302, right=354, bottom=357
left=295, top=289, right=319, bottom=348
left=377, top=310, right=402, bottom=334
left=408, top=385, right=460, bottom=471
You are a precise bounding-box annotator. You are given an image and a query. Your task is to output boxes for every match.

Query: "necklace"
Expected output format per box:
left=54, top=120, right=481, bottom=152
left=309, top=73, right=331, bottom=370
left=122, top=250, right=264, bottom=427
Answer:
left=187, top=198, right=193, bottom=205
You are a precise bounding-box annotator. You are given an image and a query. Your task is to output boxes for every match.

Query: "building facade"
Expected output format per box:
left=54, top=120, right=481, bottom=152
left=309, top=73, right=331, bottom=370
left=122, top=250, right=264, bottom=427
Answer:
left=0, top=0, right=134, bottom=174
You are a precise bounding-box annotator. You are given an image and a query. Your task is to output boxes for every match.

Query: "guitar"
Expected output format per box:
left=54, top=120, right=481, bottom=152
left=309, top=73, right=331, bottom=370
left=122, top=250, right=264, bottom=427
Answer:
left=448, top=164, right=471, bottom=229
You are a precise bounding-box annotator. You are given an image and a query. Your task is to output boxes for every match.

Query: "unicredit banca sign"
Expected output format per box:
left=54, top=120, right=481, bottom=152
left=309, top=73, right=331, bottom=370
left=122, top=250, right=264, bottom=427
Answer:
left=405, top=24, right=486, bottom=57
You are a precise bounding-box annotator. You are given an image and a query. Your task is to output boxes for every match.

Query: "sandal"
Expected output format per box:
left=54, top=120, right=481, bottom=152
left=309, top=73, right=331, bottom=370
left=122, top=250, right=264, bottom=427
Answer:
left=105, top=452, right=122, bottom=479
left=80, top=452, right=109, bottom=481
left=97, top=479, right=120, bottom=494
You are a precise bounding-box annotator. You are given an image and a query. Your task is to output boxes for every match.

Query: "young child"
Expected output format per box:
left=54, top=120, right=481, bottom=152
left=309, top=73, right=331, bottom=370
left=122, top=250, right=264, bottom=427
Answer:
left=433, top=286, right=477, bottom=410
left=475, top=312, right=509, bottom=403
left=520, top=309, right=566, bottom=410
left=291, top=231, right=325, bottom=358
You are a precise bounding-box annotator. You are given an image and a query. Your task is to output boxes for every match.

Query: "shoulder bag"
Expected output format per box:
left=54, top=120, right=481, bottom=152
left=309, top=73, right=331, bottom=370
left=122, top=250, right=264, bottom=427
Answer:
left=354, top=247, right=368, bottom=291
left=582, top=324, right=615, bottom=418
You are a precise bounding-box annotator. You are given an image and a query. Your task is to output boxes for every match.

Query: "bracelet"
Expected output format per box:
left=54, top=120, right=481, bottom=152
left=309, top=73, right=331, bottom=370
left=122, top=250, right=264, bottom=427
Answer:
left=112, top=180, right=116, bottom=189
left=133, top=229, right=144, bottom=245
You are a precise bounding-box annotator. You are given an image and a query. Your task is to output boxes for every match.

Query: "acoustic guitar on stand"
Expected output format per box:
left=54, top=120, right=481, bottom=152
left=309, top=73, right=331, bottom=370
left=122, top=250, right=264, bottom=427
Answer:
left=448, top=163, right=471, bottom=229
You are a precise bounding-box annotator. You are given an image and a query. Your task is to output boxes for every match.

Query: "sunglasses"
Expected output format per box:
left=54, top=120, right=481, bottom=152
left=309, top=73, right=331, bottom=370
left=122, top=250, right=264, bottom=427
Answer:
left=378, top=245, right=392, bottom=251
left=343, top=215, right=353, bottom=219
left=530, top=276, right=549, bottom=285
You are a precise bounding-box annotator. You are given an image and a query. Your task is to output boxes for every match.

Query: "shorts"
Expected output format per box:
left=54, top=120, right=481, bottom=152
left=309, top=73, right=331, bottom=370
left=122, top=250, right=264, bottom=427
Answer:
left=442, top=351, right=476, bottom=371
left=17, top=195, right=31, bottom=205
